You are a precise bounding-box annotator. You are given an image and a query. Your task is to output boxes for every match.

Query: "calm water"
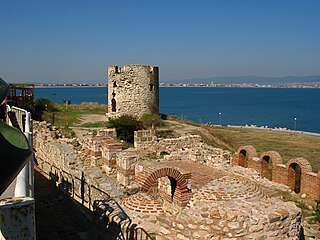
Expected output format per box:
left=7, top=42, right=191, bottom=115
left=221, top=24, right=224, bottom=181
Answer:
left=35, top=87, right=320, bottom=133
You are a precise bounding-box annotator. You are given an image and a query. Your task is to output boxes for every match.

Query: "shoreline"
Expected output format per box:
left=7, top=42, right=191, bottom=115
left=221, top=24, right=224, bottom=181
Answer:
left=208, top=124, right=320, bottom=138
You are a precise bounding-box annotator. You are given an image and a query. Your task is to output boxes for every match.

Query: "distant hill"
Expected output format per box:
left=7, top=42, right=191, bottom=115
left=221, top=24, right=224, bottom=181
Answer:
left=165, top=75, right=320, bottom=85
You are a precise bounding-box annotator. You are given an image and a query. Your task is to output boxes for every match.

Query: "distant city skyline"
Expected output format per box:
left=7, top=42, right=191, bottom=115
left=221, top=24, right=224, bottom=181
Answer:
left=1, top=0, right=319, bottom=83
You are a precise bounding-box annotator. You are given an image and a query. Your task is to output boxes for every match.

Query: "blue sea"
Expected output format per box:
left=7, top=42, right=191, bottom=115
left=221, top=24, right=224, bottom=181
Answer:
left=35, top=87, right=320, bottom=133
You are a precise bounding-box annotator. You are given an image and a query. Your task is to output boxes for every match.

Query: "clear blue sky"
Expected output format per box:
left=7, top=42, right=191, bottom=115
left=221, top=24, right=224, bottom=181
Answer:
left=1, top=0, right=319, bottom=83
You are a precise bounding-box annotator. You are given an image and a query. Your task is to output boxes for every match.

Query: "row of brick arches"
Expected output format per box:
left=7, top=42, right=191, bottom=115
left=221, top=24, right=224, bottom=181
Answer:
left=233, top=146, right=319, bottom=199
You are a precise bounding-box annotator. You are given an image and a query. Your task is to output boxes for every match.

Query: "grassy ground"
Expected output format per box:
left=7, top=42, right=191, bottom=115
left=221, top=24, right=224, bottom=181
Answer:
left=42, top=103, right=107, bottom=127
left=41, top=102, right=107, bottom=137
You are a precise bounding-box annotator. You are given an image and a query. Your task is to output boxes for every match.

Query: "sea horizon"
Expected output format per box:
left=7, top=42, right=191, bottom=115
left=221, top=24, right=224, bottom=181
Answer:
left=35, top=87, right=320, bottom=134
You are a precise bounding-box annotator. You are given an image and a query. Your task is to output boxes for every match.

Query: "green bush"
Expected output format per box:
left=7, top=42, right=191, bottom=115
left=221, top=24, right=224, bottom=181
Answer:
left=107, top=115, right=143, bottom=143
left=60, top=127, right=76, bottom=138
left=140, top=113, right=162, bottom=128
left=313, top=200, right=320, bottom=222
left=33, top=98, right=58, bottom=121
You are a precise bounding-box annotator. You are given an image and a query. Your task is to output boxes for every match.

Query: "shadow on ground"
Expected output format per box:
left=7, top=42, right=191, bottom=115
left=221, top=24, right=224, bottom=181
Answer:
left=35, top=169, right=113, bottom=240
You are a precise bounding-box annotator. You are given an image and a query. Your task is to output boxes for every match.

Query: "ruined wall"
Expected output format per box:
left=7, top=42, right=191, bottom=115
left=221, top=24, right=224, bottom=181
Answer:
left=233, top=146, right=320, bottom=200
left=116, top=149, right=138, bottom=186
left=134, top=130, right=231, bottom=167
left=101, top=139, right=123, bottom=176
left=158, top=195, right=303, bottom=240
left=82, top=128, right=117, bottom=157
left=107, top=64, right=159, bottom=118
left=33, top=122, right=154, bottom=239
left=33, top=122, right=123, bottom=199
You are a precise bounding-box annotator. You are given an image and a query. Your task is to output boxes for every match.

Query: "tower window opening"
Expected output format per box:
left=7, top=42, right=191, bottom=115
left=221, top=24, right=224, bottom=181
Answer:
left=111, top=98, right=116, bottom=112
left=149, top=84, right=154, bottom=91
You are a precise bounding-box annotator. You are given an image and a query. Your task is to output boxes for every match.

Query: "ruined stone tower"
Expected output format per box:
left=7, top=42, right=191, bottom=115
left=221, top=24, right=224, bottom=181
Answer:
left=107, top=64, right=159, bottom=119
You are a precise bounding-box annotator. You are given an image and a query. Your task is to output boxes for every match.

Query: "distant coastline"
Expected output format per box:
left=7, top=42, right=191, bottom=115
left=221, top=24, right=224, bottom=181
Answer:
left=34, top=82, right=320, bottom=89
left=159, top=82, right=320, bottom=88
left=35, top=84, right=107, bottom=88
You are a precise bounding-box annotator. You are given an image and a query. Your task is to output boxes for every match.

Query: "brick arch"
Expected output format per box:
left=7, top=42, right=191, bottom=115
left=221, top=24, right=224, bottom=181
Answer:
left=260, top=151, right=282, bottom=180
left=260, top=151, right=282, bottom=166
left=140, top=167, right=189, bottom=192
left=286, top=158, right=313, bottom=174
left=138, top=166, right=192, bottom=207
left=236, top=146, right=257, bottom=167
left=287, top=158, right=312, bottom=194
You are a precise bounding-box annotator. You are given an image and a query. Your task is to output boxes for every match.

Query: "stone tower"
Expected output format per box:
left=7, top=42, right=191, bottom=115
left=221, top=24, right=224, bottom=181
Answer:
left=107, top=64, right=159, bottom=119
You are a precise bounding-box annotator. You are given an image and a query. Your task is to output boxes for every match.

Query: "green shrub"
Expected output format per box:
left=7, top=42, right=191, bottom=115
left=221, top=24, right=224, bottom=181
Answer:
left=156, top=129, right=180, bottom=138
left=140, top=113, right=162, bottom=128
left=60, top=127, right=76, bottom=138
left=313, top=200, right=320, bottom=222
left=33, top=98, right=58, bottom=121
left=107, top=115, right=143, bottom=143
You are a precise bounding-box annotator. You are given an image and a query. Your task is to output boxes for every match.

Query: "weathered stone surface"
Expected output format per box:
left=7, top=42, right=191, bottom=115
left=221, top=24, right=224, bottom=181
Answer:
left=176, top=233, right=188, bottom=240
left=228, top=221, right=240, bottom=229
left=268, top=213, right=281, bottom=223
left=107, top=64, right=159, bottom=119
left=249, top=225, right=264, bottom=233
left=134, top=130, right=231, bottom=167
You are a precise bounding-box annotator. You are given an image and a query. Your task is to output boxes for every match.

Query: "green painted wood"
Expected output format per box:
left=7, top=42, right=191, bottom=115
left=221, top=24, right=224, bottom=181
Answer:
left=0, top=121, right=32, bottom=194
left=0, top=78, right=32, bottom=194
left=0, top=78, right=8, bottom=103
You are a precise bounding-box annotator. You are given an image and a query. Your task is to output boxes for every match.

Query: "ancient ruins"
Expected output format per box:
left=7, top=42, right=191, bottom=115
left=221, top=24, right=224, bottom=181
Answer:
left=33, top=122, right=313, bottom=239
left=30, top=64, right=320, bottom=239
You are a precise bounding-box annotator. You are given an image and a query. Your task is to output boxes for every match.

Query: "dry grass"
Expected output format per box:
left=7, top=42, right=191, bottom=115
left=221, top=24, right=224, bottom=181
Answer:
left=202, top=125, right=320, bottom=172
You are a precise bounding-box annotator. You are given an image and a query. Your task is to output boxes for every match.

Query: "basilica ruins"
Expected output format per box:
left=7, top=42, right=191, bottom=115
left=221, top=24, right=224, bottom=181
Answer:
left=32, top=64, right=319, bottom=239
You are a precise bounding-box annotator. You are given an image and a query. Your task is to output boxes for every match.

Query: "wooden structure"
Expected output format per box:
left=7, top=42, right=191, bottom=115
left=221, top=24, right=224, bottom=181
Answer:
left=7, top=84, right=34, bottom=108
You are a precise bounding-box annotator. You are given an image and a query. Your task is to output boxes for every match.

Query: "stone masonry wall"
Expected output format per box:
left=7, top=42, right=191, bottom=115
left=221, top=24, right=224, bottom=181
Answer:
left=33, top=122, right=124, bottom=200
left=101, top=139, right=123, bottom=176
left=134, top=129, right=231, bottom=167
left=107, top=64, right=159, bottom=118
left=33, top=122, right=156, bottom=239
left=116, top=149, right=138, bottom=186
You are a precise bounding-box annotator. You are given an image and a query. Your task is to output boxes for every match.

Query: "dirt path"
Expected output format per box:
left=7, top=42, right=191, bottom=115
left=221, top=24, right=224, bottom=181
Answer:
left=77, top=114, right=107, bottom=124
left=71, top=114, right=108, bottom=138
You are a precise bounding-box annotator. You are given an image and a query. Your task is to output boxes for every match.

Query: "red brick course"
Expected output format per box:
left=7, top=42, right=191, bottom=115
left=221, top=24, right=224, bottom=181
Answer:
left=135, top=160, right=228, bottom=208
left=233, top=146, right=320, bottom=200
